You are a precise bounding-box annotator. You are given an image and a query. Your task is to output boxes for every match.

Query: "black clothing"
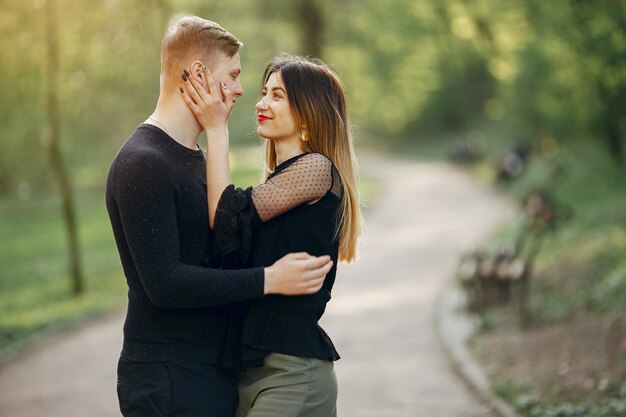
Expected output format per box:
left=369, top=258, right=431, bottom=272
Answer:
left=117, top=358, right=238, bottom=417
left=106, top=124, right=264, bottom=364
left=213, top=153, right=343, bottom=369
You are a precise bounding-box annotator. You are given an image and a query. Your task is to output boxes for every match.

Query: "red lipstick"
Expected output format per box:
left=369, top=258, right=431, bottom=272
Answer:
left=257, top=115, right=270, bottom=123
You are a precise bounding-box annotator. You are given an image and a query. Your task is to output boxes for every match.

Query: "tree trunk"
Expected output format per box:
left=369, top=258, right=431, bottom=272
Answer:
left=568, top=0, right=624, bottom=164
left=44, top=0, right=84, bottom=295
left=464, top=0, right=499, bottom=55
left=605, top=108, right=623, bottom=163
left=297, top=0, right=324, bottom=58
left=599, top=84, right=624, bottom=164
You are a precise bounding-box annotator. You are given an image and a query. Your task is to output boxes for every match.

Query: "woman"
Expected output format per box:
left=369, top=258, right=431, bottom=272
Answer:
left=181, top=55, right=363, bottom=417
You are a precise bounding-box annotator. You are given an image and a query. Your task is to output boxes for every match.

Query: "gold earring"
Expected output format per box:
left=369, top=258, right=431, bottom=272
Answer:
left=300, top=131, right=308, bottom=142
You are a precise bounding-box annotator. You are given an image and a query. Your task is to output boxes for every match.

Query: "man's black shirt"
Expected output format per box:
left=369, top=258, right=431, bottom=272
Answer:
left=106, top=124, right=264, bottom=364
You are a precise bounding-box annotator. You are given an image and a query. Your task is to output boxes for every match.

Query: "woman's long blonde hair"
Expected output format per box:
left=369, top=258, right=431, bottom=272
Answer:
left=260, top=55, right=363, bottom=263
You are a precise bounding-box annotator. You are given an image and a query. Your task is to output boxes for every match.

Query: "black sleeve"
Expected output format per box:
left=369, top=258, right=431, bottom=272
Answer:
left=212, top=185, right=262, bottom=269
left=109, top=153, right=264, bottom=308
left=211, top=153, right=332, bottom=268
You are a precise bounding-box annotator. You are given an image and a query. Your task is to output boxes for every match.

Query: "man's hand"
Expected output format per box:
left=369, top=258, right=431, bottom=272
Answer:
left=264, top=253, right=333, bottom=295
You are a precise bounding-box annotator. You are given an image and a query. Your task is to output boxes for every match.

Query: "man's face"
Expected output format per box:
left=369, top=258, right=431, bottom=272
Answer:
left=211, top=51, right=244, bottom=103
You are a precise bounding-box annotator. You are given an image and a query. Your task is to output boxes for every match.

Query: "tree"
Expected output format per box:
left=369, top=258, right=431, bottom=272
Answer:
left=43, top=0, right=84, bottom=294
left=296, top=0, right=325, bottom=58
left=568, top=0, right=626, bottom=163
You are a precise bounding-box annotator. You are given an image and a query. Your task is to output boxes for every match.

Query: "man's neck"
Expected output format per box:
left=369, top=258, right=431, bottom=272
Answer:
left=274, top=139, right=306, bottom=166
left=146, top=95, right=202, bottom=150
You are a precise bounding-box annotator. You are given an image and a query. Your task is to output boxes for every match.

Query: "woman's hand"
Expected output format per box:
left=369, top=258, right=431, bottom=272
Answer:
left=181, top=67, right=235, bottom=228
left=180, top=67, right=234, bottom=138
left=263, top=253, right=333, bottom=295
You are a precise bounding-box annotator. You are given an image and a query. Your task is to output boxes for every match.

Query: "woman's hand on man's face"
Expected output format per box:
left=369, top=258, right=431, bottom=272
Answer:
left=180, top=67, right=234, bottom=136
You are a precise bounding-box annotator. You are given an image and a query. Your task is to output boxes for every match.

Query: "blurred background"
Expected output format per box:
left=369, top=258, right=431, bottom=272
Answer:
left=0, top=0, right=624, bottom=415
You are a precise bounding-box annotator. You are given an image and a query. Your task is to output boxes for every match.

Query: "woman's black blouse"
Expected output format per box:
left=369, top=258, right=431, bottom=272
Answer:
left=212, top=152, right=343, bottom=369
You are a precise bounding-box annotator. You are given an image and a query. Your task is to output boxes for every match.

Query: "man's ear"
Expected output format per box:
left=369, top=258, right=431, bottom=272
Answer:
left=190, top=61, right=205, bottom=81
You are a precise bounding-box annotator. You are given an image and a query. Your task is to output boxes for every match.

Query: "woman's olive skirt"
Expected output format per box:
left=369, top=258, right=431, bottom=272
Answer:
left=237, top=353, right=337, bottom=417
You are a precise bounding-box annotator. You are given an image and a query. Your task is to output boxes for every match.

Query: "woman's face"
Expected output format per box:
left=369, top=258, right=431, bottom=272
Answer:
left=256, top=72, right=299, bottom=143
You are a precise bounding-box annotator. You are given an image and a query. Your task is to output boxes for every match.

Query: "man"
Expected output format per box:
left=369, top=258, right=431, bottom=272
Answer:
left=106, top=16, right=332, bottom=417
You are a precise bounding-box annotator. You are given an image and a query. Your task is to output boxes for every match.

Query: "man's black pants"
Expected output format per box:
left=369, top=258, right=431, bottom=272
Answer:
left=117, top=358, right=238, bottom=417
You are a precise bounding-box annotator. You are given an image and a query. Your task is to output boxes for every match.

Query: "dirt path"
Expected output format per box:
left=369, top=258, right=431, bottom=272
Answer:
left=323, top=154, right=515, bottom=416
left=0, top=153, right=514, bottom=417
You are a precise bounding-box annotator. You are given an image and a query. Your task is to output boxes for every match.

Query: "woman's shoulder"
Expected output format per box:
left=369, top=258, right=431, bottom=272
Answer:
left=269, top=152, right=333, bottom=183
left=294, top=152, right=333, bottom=170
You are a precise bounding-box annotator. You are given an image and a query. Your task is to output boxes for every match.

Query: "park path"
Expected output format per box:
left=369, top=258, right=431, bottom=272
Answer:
left=0, top=152, right=514, bottom=417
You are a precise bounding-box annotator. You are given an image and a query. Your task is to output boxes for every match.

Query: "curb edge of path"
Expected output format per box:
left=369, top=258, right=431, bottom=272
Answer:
left=434, top=278, right=522, bottom=417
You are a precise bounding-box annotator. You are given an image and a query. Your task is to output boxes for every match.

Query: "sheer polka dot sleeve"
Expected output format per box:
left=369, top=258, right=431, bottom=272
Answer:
left=212, top=153, right=335, bottom=268
left=252, top=153, right=333, bottom=222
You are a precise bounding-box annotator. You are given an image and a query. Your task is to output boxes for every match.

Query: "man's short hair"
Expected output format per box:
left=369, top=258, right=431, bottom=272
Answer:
left=161, top=16, right=242, bottom=85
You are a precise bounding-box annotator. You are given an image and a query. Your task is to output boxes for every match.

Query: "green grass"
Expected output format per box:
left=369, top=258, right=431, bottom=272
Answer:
left=0, top=145, right=379, bottom=356
left=493, top=378, right=626, bottom=417
left=0, top=191, right=126, bottom=354
left=481, top=140, right=626, bottom=321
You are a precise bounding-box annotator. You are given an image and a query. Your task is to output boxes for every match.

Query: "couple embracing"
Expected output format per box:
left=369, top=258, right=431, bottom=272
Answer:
left=106, top=15, right=363, bottom=417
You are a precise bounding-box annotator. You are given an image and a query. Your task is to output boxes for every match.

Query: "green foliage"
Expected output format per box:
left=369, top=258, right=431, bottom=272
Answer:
left=492, top=378, right=530, bottom=403
left=506, top=0, right=626, bottom=157
left=515, top=385, right=626, bottom=417
left=1, top=0, right=624, bottom=196
left=529, top=145, right=625, bottom=319
left=493, top=379, right=626, bottom=417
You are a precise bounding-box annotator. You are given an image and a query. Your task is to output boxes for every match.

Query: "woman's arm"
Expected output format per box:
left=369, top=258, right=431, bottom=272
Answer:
left=209, top=154, right=335, bottom=269
left=180, top=68, right=234, bottom=228
left=205, top=134, right=231, bottom=229
left=108, top=152, right=331, bottom=306
left=250, top=153, right=333, bottom=221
